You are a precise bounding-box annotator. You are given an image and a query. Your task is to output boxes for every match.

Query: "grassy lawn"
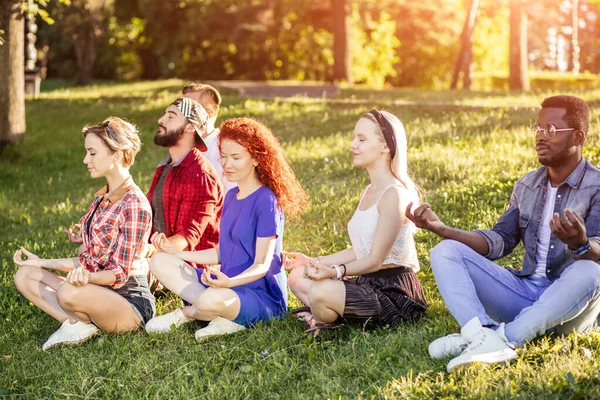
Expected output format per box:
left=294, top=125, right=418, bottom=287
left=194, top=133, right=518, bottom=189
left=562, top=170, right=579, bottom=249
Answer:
left=2, top=80, right=600, bottom=399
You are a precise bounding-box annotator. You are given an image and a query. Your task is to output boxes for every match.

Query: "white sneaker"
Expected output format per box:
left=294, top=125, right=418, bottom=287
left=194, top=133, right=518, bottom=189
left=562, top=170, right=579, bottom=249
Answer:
left=145, top=308, right=190, bottom=334
left=195, top=317, right=246, bottom=342
left=447, top=317, right=518, bottom=372
left=429, top=333, right=468, bottom=359
left=42, top=320, right=99, bottom=351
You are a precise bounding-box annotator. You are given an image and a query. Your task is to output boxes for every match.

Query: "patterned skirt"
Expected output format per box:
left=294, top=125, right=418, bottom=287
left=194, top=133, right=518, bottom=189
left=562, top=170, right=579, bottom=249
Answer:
left=342, top=266, right=427, bottom=328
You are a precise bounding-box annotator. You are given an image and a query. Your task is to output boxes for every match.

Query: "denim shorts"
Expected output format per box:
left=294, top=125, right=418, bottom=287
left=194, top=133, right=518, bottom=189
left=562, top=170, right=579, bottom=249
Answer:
left=108, top=275, right=156, bottom=326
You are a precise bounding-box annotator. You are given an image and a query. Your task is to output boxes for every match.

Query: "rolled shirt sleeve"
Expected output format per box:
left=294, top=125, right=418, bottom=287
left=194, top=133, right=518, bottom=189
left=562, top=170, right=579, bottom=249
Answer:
left=474, top=188, right=522, bottom=261
left=584, top=190, right=600, bottom=245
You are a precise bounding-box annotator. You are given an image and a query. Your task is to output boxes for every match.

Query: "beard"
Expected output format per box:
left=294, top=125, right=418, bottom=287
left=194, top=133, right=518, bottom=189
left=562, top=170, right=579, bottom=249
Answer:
left=537, top=136, right=578, bottom=167
left=154, top=124, right=186, bottom=147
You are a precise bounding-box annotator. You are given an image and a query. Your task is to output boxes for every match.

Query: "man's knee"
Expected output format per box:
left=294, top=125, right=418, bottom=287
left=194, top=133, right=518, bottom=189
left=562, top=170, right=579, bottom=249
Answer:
left=430, top=240, right=469, bottom=271
left=149, top=252, right=175, bottom=274
left=563, top=260, right=600, bottom=289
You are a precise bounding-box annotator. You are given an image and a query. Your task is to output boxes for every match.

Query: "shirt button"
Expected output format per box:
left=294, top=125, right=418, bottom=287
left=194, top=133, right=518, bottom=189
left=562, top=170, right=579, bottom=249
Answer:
left=547, top=269, right=550, bottom=273
left=550, top=245, right=554, bottom=249
left=557, top=195, right=561, bottom=198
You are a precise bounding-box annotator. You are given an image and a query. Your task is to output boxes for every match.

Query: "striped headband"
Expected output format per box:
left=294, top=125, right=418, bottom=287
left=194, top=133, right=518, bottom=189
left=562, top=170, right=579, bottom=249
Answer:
left=173, top=97, right=209, bottom=132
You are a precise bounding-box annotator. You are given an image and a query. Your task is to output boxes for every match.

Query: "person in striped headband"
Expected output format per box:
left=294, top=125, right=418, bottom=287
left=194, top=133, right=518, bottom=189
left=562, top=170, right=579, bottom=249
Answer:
left=144, top=97, right=224, bottom=274
left=154, top=97, right=210, bottom=151
left=182, top=83, right=236, bottom=194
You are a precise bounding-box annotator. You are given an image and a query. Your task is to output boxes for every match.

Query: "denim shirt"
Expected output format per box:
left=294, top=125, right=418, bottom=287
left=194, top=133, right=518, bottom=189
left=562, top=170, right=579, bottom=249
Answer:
left=476, top=158, right=600, bottom=282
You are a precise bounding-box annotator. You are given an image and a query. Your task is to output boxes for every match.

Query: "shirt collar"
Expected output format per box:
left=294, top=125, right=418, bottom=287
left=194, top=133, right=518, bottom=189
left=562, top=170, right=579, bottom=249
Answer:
left=535, top=158, right=587, bottom=189
left=94, top=176, right=134, bottom=204
left=157, top=148, right=194, bottom=168
left=204, top=128, right=219, bottom=139
left=564, top=158, right=587, bottom=189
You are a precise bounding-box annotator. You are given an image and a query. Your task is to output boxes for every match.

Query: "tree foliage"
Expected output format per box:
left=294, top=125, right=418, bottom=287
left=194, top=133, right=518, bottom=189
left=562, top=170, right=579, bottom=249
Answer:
left=34, top=0, right=600, bottom=87
left=38, top=0, right=113, bottom=84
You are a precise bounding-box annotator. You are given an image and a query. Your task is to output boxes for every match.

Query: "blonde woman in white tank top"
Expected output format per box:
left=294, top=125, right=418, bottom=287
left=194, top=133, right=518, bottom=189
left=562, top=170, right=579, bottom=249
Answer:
left=283, top=111, right=427, bottom=334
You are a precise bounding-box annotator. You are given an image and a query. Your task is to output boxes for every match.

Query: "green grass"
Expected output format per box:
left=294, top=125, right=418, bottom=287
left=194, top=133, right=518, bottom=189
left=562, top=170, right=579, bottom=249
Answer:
left=2, top=80, right=600, bottom=399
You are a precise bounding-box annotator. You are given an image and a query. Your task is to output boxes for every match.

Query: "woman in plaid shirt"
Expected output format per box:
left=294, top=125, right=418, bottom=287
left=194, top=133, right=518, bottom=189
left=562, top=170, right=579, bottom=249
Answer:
left=13, top=117, right=154, bottom=351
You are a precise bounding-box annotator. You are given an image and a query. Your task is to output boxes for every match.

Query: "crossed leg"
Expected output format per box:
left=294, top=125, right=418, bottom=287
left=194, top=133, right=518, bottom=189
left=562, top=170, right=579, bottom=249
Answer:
left=149, top=252, right=240, bottom=321
left=288, top=266, right=312, bottom=306
left=307, top=279, right=346, bottom=324
left=287, top=266, right=347, bottom=324
left=14, top=265, right=140, bottom=333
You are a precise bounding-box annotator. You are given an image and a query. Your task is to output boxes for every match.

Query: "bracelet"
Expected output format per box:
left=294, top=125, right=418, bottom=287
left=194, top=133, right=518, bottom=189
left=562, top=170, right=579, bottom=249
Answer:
left=316, top=256, right=322, bottom=264
left=340, top=263, right=347, bottom=278
left=331, top=264, right=342, bottom=280
left=571, top=240, right=591, bottom=257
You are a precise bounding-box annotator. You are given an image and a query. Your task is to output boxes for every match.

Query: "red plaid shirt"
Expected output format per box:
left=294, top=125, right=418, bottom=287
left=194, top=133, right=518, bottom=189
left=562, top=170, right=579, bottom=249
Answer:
left=147, top=146, right=223, bottom=266
left=79, top=177, right=152, bottom=289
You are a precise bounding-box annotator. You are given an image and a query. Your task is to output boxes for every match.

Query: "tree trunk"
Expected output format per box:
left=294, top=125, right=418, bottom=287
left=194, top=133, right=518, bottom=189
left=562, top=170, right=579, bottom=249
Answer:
left=463, top=46, right=474, bottom=89
left=140, top=48, right=162, bottom=80
left=331, top=0, right=353, bottom=83
left=73, top=28, right=98, bottom=86
left=450, top=0, right=479, bottom=89
left=508, top=0, right=530, bottom=91
left=0, top=0, right=26, bottom=152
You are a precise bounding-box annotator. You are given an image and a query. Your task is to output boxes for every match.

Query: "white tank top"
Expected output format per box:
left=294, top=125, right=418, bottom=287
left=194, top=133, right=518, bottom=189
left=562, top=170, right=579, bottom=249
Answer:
left=347, top=184, right=420, bottom=272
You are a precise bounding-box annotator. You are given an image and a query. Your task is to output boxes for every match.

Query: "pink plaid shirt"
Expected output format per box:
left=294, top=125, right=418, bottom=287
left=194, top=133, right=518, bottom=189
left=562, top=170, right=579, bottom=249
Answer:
left=79, top=177, right=152, bottom=289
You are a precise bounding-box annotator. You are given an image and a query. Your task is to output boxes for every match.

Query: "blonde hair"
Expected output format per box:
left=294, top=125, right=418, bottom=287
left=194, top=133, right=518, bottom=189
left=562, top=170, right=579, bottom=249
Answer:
left=81, top=117, right=142, bottom=168
left=360, top=111, right=421, bottom=207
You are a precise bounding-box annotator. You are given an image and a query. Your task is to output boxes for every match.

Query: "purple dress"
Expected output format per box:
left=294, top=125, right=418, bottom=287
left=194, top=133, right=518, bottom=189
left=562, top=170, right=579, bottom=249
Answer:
left=204, top=186, right=287, bottom=327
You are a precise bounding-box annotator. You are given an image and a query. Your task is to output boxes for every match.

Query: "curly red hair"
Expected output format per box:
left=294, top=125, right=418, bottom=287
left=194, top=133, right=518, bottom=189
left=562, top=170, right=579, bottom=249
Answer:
left=218, top=117, right=309, bottom=218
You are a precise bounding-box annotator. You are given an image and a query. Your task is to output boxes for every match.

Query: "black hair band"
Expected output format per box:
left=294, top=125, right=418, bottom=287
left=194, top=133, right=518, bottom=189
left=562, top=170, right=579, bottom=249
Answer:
left=369, top=110, right=396, bottom=159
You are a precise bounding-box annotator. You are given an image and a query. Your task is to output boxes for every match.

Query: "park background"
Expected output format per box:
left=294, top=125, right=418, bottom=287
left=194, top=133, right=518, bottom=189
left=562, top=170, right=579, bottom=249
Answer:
left=2, top=0, right=600, bottom=398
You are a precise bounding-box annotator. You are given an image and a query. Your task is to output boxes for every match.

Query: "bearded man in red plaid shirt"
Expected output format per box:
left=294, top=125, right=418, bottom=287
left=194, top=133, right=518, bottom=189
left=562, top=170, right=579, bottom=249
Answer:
left=145, top=97, right=224, bottom=268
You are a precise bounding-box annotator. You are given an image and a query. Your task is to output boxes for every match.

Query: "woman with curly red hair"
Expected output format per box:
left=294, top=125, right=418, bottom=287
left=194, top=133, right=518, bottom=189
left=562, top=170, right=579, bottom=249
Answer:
left=146, top=117, right=308, bottom=340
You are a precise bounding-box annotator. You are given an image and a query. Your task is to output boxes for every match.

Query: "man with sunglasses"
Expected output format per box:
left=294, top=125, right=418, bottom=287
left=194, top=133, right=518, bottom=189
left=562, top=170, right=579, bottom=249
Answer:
left=407, top=95, right=600, bottom=372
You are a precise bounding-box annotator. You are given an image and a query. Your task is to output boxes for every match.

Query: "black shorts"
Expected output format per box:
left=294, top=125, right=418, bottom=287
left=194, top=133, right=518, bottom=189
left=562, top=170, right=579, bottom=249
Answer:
left=108, top=275, right=156, bottom=326
left=342, top=266, right=427, bottom=328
